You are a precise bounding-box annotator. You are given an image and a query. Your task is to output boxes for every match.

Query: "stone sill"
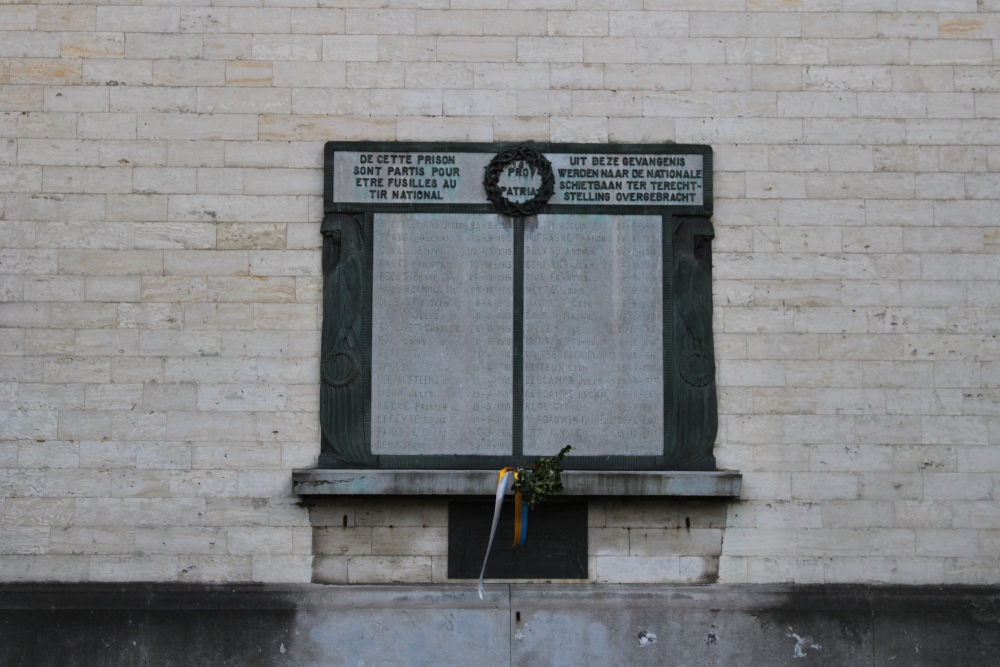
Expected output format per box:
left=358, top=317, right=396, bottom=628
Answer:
left=292, top=469, right=741, bottom=497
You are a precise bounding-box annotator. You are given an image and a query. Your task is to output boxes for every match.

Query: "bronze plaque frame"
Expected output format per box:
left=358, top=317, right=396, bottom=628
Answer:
left=320, top=142, right=717, bottom=471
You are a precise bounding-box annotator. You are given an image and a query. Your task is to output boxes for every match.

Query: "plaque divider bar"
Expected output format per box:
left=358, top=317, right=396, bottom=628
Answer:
left=363, top=213, right=375, bottom=464
left=512, top=216, right=524, bottom=457
left=663, top=214, right=673, bottom=461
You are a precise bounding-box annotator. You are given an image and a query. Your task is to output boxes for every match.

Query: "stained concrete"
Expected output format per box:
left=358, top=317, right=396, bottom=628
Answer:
left=0, top=584, right=997, bottom=666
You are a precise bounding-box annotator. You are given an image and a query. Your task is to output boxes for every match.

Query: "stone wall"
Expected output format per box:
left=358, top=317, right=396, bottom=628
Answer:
left=1, top=1, right=999, bottom=585
left=307, top=498, right=728, bottom=584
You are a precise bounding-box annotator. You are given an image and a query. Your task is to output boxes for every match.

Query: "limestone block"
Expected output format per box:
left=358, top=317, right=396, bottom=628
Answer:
left=345, top=62, right=405, bottom=89
left=0, top=530, right=52, bottom=562
left=78, top=112, right=137, bottom=141
left=345, top=555, right=430, bottom=583
left=192, top=443, right=281, bottom=470
left=107, top=87, right=195, bottom=116
left=170, top=470, right=238, bottom=498
left=79, top=441, right=135, bottom=469
left=84, top=383, right=142, bottom=411
left=725, top=528, right=800, bottom=558
left=416, top=10, right=483, bottom=36
left=346, top=9, right=417, bottom=35
left=589, top=527, right=628, bottom=556
left=202, top=35, right=250, bottom=62
left=5, top=498, right=74, bottom=527
left=125, top=34, right=202, bottom=61
left=751, top=64, right=802, bottom=91
left=50, top=527, right=133, bottom=557
left=237, top=471, right=293, bottom=497
left=35, top=6, right=93, bottom=32
left=312, top=556, right=348, bottom=583
left=738, top=472, right=792, bottom=501
left=802, top=13, right=875, bottom=39
left=444, top=90, right=517, bottom=116
left=96, top=7, right=179, bottom=33
left=135, top=223, right=215, bottom=251
left=724, top=416, right=781, bottom=446
left=630, top=528, right=724, bottom=557
left=436, top=36, right=512, bottom=62
left=126, top=445, right=186, bottom=474
left=0, top=554, right=89, bottom=582
left=943, top=557, right=1000, bottom=584
left=747, top=556, right=824, bottom=584
left=40, top=470, right=111, bottom=498
left=139, top=113, right=256, bottom=141
left=755, top=501, right=822, bottom=529
left=90, top=555, right=179, bottom=582
left=222, top=332, right=292, bottom=359
left=915, top=529, right=979, bottom=558
left=136, top=527, right=227, bottom=555
left=206, top=279, right=291, bottom=306
left=202, top=498, right=267, bottom=528
left=267, top=498, right=310, bottom=527
left=229, top=8, right=291, bottom=34
left=823, top=500, right=894, bottom=528
left=791, top=472, right=859, bottom=500
left=82, top=60, right=150, bottom=87
left=177, top=7, right=227, bottom=33
left=244, top=168, right=321, bottom=197
left=291, top=9, right=346, bottom=35
left=166, top=411, right=255, bottom=442
left=198, top=88, right=290, bottom=115
left=911, top=40, right=992, bottom=66
left=798, top=528, right=868, bottom=556
left=113, top=412, right=165, bottom=444
left=474, top=63, right=549, bottom=89
left=371, top=526, right=447, bottom=556
left=803, top=65, right=892, bottom=92
left=178, top=555, right=252, bottom=583
left=594, top=555, right=681, bottom=583
left=775, top=38, right=828, bottom=66
left=614, top=11, right=688, bottom=37
left=859, top=473, right=923, bottom=500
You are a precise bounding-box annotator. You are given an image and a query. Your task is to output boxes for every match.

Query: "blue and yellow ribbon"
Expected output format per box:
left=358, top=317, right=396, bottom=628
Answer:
left=512, top=483, right=528, bottom=548
left=477, top=467, right=530, bottom=600
left=478, top=467, right=515, bottom=599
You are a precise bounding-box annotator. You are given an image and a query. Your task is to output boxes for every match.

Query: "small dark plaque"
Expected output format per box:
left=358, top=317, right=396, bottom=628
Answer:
left=448, top=501, right=588, bottom=580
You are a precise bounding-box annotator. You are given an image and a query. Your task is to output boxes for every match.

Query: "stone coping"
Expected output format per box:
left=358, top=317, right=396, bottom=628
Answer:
left=292, top=469, right=741, bottom=497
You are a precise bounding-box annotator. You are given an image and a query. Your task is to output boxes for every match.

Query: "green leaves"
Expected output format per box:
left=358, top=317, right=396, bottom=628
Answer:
left=511, top=445, right=573, bottom=509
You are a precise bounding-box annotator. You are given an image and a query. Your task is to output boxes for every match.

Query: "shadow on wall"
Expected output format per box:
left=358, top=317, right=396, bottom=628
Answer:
left=303, top=497, right=731, bottom=585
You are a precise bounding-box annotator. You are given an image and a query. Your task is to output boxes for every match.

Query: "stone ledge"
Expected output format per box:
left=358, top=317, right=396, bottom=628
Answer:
left=292, top=469, right=741, bottom=497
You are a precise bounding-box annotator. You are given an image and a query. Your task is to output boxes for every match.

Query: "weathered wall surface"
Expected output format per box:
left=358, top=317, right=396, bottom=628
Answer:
left=1, top=1, right=999, bottom=585
left=2, top=584, right=999, bottom=666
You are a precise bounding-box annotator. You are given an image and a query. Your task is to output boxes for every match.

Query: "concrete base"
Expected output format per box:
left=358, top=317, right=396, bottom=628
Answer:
left=293, top=469, right=742, bottom=497
left=1, top=584, right=998, bottom=666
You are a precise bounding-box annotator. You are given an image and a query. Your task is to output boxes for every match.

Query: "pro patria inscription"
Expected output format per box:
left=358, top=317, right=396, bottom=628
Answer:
left=320, top=142, right=717, bottom=471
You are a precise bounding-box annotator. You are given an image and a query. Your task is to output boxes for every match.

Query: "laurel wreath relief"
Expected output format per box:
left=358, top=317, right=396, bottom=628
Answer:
left=483, top=146, right=555, bottom=217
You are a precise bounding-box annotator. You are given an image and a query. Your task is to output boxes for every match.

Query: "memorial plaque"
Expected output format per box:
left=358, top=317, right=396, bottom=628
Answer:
left=523, top=214, right=664, bottom=457
left=320, top=142, right=717, bottom=471
left=448, top=502, right=588, bottom=580
left=371, top=214, right=513, bottom=456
